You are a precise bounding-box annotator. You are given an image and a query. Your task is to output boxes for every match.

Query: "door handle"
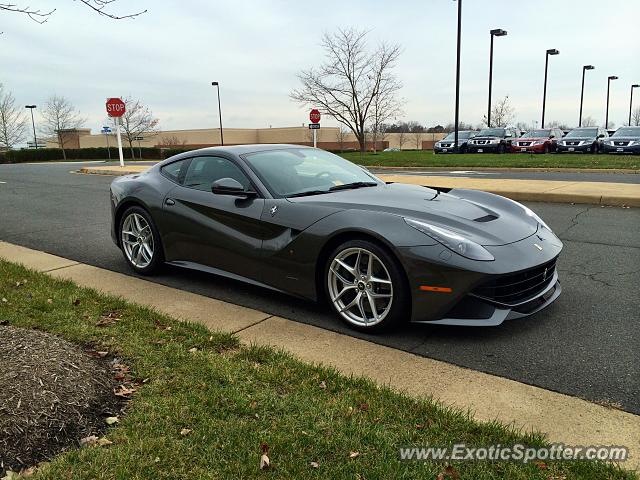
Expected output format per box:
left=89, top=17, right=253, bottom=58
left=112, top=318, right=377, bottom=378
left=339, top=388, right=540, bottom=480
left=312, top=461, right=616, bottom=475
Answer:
left=165, top=198, right=175, bottom=206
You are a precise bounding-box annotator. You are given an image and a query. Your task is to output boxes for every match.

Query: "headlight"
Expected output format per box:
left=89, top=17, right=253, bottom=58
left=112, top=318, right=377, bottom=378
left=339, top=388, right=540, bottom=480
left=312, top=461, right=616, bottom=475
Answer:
left=490, top=139, right=501, bottom=144
left=532, top=140, right=545, bottom=145
left=404, top=218, right=494, bottom=261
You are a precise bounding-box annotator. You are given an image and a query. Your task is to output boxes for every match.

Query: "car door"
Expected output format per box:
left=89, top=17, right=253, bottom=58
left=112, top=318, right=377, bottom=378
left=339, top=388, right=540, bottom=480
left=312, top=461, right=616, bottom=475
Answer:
left=161, top=155, right=265, bottom=282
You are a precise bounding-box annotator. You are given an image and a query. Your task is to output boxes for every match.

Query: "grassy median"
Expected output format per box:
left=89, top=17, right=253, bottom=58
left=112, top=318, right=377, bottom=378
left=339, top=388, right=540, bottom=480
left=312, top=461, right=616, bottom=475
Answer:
left=0, top=259, right=635, bottom=480
left=340, top=150, right=640, bottom=170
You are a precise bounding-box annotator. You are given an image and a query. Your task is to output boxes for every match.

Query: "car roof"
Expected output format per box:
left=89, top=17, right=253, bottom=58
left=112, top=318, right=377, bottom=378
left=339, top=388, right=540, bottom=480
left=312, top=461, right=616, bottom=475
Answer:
left=157, top=144, right=314, bottom=166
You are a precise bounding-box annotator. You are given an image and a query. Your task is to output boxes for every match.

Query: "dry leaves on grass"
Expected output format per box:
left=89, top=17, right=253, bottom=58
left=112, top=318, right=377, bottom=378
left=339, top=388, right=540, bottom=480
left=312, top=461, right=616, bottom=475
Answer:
left=436, top=464, right=460, bottom=480
left=96, top=311, right=122, bottom=327
left=113, top=385, right=136, bottom=398
left=259, top=443, right=270, bottom=470
left=349, top=451, right=360, bottom=459
left=180, top=428, right=192, bottom=436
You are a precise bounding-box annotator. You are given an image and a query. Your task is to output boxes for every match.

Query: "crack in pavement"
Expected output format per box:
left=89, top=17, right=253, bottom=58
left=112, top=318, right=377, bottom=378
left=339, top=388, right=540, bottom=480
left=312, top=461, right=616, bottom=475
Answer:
left=558, top=205, right=596, bottom=236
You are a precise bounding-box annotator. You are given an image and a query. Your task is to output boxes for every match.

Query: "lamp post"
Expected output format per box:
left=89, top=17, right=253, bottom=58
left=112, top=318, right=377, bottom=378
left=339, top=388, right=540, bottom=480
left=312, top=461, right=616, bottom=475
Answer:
left=605, top=75, right=618, bottom=129
left=578, top=65, right=594, bottom=127
left=487, top=28, right=507, bottom=128
left=25, top=105, right=38, bottom=149
left=629, top=84, right=639, bottom=126
left=452, top=0, right=462, bottom=152
left=211, top=82, right=224, bottom=146
left=541, top=49, right=559, bottom=128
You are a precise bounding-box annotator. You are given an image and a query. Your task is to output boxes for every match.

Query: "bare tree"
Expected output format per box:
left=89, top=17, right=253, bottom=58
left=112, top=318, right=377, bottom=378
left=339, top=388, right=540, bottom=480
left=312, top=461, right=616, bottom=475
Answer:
left=632, top=108, right=640, bottom=126
left=160, top=135, right=187, bottom=148
left=414, top=132, right=423, bottom=150
left=482, top=96, right=515, bottom=127
left=40, top=95, right=85, bottom=160
left=0, top=83, right=26, bottom=149
left=291, top=28, right=403, bottom=153
left=119, top=97, right=160, bottom=159
left=398, top=131, right=407, bottom=150
left=581, top=116, right=597, bottom=127
left=0, top=1, right=146, bottom=25
left=335, top=127, right=348, bottom=152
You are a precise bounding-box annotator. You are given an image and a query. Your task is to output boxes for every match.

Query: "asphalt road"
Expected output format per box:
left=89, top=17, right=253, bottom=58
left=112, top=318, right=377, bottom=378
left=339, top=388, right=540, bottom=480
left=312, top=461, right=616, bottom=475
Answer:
left=1, top=161, right=638, bottom=414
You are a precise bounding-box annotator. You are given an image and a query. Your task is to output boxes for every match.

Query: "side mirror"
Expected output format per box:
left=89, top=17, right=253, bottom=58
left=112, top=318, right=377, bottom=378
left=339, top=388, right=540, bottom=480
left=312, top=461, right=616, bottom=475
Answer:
left=549, top=134, right=555, bottom=139
left=211, top=178, right=256, bottom=198
left=598, top=134, right=605, bottom=139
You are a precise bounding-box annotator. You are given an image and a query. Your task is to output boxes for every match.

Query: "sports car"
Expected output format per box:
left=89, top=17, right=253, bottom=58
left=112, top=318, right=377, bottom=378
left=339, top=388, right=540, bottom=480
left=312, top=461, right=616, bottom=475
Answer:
left=110, top=145, right=562, bottom=332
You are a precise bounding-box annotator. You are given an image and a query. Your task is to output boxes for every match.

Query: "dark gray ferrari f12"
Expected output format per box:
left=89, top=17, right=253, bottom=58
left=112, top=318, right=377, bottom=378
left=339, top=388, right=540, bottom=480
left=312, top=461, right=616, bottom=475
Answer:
left=110, top=145, right=562, bottom=332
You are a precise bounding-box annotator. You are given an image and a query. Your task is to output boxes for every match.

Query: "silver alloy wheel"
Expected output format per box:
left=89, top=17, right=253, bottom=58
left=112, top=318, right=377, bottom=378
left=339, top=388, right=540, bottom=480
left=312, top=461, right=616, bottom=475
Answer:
left=327, top=247, right=393, bottom=327
left=121, top=213, right=154, bottom=269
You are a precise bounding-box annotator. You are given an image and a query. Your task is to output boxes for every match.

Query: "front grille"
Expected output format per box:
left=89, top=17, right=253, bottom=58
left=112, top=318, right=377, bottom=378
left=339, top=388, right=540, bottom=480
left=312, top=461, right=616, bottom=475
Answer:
left=565, top=141, right=580, bottom=146
left=441, top=143, right=452, bottom=147
left=518, top=141, right=531, bottom=147
left=475, top=140, right=487, bottom=145
left=471, top=257, right=558, bottom=306
left=615, top=141, right=629, bottom=146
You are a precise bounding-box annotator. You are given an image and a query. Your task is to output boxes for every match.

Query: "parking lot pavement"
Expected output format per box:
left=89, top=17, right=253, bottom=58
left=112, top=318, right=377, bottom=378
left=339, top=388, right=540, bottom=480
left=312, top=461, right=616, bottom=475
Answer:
left=1, top=161, right=639, bottom=414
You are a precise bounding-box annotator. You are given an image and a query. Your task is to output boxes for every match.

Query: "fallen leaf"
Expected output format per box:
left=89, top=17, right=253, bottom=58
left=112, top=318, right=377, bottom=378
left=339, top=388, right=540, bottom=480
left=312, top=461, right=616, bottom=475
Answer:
left=180, top=428, right=192, bottom=436
left=535, top=460, right=547, bottom=470
left=96, top=351, right=109, bottom=358
left=319, top=381, right=327, bottom=389
left=114, top=385, right=136, bottom=397
left=97, top=437, right=113, bottom=447
left=439, top=465, right=459, bottom=480
left=188, top=347, right=198, bottom=353
left=357, top=402, right=369, bottom=411
left=260, top=454, right=270, bottom=470
left=96, top=311, right=121, bottom=327
left=154, top=457, right=160, bottom=463
left=46, top=298, right=52, bottom=304
left=260, top=443, right=269, bottom=454
left=310, top=461, right=319, bottom=468
left=349, top=451, right=360, bottom=459
left=2, top=298, right=8, bottom=303
left=80, top=435, right=99, bottom=446
left=15, top=281, right=23, bottom=287
left=1, top=470, right=19, bottom=480
left=19, top=466, right=36, bottom=477
left=105, top=416, right=119, bottom=425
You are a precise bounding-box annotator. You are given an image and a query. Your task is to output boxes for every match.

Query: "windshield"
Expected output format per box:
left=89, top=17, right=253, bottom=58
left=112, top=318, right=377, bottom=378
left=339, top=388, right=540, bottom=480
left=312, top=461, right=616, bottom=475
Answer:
left=566, top=128, right=597, bottom=138
left=243, top=148, right=381, bottom=198
left=612, top=127, right=640, bottom=137
left=477, top=128, right=505, bottom=137
left=521, top=129, right=551, bottom=138
left=443, top=131, right=474, bottom=141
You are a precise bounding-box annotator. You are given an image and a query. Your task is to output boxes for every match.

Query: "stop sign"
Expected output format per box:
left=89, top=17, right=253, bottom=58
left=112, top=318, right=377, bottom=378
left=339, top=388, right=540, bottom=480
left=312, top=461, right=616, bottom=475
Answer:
left=106, top=98, right=126, bottom=117
left=309, top=109, right=321, bottom=124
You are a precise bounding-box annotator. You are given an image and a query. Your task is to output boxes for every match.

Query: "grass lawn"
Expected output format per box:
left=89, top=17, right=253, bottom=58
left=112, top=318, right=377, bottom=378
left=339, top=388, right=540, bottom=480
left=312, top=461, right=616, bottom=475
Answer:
left=339, top=150, right=640, bottom=170
left=0, top=260, right=635, bottom=480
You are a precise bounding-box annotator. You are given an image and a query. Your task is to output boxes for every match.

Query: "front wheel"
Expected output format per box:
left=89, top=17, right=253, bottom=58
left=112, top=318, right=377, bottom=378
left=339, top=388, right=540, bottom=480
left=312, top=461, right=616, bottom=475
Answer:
left=497, top=144, right=505, bottom=154
left=325, top=240, right=408, bottom=332
left=118, top=206, right=164, bottom=275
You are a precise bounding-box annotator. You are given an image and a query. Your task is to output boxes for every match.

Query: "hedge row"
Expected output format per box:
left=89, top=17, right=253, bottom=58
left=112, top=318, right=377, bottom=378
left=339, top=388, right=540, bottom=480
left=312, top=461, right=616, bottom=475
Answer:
left=0, top=147, right=195, bottom=164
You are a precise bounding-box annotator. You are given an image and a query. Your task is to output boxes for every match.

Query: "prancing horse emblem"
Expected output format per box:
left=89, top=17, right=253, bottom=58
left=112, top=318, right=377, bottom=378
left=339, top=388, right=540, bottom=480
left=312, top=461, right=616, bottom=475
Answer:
left=534, top=243, right=543, bottom=251
left=270, top=205, right=278, bottom=216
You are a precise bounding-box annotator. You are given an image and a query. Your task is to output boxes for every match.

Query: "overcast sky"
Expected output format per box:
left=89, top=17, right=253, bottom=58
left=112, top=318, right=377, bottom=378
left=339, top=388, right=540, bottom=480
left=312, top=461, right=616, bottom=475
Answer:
left=2, top=0, right=639, bottom=135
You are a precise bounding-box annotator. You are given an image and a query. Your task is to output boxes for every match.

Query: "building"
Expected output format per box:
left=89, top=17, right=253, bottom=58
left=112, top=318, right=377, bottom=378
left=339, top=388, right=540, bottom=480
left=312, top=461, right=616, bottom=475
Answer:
left=46, top=126, right=445, bottom=151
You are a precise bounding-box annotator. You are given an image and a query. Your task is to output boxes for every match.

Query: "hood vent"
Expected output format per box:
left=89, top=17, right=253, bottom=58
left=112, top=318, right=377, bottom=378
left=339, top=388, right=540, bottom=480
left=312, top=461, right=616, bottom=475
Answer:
left=474, top=214, right=498, bottom=223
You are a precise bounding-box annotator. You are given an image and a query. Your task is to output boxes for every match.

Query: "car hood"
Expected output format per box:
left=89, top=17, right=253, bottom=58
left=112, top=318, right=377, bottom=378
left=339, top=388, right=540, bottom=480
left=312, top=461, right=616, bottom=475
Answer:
left=563, top=136, right=595, bottom=141
left=609, top=136, right=640, bottom=141
left=288, top=183, right=537, bottom=246
left=517, top=137, right=548, bottom=141
left=471, top=135, right=503, bottom=141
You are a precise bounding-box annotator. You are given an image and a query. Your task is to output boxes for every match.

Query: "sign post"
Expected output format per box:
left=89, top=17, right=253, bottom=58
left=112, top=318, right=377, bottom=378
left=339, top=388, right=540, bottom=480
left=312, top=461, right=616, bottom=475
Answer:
left=135, top=136, right=144, bottom=159
left=101, top=126, right=112, bottom=160
left=309, top=109, right=321, bottom=148
left=106, top=98, right=126, bottom=167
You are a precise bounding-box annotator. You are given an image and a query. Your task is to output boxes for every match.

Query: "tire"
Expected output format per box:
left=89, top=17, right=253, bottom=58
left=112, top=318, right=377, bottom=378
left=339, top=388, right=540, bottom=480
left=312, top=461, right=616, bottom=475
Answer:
left=118, top=206, right=164, bottom=275
left=497, top=144, right=505, bottom=154
left=591, top=143, right=597, bottom=154
left=324, top=239, right=409, bottom=332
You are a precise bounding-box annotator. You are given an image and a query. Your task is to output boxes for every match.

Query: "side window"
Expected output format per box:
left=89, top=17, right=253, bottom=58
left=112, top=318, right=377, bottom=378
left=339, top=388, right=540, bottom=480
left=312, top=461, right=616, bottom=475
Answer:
left=160, top=159, right=189, bottom=184
left=183, top=156, right=251, bottom=192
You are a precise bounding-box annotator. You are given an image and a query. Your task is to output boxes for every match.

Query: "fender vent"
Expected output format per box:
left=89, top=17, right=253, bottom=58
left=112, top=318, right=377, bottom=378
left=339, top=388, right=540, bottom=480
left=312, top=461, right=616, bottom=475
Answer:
left=474, top=214, right=498, bottom=223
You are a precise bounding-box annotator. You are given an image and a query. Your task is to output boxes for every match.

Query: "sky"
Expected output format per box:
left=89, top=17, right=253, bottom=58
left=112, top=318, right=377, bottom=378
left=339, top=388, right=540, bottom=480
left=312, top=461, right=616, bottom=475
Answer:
left=2, top=0, right=639, bottom=136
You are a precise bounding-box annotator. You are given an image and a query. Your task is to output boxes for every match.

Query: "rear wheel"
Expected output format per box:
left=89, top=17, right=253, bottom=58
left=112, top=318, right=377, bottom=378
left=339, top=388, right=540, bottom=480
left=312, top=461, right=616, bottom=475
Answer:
left=118, top=206, right=164, bottom=275
left=497, top=143, right=505, bottom=154
left=325, top=240, right=408, bottom=332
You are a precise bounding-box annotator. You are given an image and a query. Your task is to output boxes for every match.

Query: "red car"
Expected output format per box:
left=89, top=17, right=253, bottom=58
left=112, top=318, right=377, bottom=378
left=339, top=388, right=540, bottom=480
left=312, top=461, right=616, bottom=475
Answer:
left=511, top=128, right=564, bottom=154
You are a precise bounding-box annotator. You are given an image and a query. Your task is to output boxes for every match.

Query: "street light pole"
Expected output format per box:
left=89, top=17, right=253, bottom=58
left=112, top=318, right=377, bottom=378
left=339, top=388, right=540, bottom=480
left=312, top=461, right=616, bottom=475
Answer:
left=629, top=84, right=639, bottom=126
left=211, top=82, right=224, bottom=146
left=25, top=105, right=37, bottom=149
left=578, top=65, right=594, bottom=127
left=541, top=49, right=559, bottom=129
left=453, top=0, right=462, bottom=152
left=487, top=29, right=507, bottom=128
left=605, top=75, right=618, bottom=129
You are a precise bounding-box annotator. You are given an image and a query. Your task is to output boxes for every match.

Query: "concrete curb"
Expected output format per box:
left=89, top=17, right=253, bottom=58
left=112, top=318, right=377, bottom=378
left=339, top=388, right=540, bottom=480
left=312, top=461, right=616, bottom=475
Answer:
left=368, top=165, right=640, bottom=174
left=1, top=240, right=638, bottom=470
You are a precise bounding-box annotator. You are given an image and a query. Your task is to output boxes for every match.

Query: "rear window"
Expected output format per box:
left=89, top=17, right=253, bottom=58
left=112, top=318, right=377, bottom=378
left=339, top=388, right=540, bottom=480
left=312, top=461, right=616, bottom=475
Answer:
left=161, top=159, right=189, bottom=184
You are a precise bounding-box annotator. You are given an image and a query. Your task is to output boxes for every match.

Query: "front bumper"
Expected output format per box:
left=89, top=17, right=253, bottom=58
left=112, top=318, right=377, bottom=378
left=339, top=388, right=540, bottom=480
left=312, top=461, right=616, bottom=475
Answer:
left=557, top=143, right=593, bottom=153
left=468, top=142, right=501, bottom=153
left=400, top=226, right=563, bottom=326
left=601, top=143, right=640, bottom=154
left=511, top=143, right=547, bottom=153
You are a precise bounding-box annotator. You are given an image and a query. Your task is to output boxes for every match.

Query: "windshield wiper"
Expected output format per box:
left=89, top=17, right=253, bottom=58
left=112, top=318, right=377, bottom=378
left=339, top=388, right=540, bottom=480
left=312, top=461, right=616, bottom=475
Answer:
left=329, top=181, right=378, bottom=191
left=286, top=190, right=329, bottom=198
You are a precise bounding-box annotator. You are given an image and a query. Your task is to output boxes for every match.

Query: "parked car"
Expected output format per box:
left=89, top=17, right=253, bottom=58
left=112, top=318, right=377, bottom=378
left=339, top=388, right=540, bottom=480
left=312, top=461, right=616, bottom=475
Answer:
left=511, top=128, right=564, bottom=154
left=556, top=127, right=608, bottom=153
left=434, top=130, right=477, bottom=153
left=601, top=126, right=640, bottom=154
left=468, top=127, right=519, bottom=154
left=110, top=145, right=562, bottom=332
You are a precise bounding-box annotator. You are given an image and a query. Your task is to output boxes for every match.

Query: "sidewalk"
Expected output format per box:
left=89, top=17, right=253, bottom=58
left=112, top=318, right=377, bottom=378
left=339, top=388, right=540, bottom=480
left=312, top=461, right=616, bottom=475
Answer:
left=79, top=164, right=640, bottom=207
left=1, top=240, right=638, bottom=469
